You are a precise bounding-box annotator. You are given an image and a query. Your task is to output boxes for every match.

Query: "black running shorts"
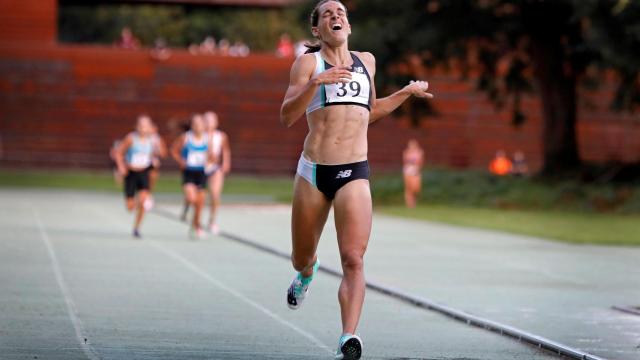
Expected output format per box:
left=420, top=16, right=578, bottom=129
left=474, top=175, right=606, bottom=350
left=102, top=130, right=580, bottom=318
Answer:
left=124, top=169, right=150, bottom=198
left=182, top=169, right=208, bottom=189
left=315, top=160, right=370, bottom=200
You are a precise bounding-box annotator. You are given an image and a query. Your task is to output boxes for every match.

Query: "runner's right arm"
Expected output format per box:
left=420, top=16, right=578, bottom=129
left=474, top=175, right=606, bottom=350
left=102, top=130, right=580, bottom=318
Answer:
left=114, top=135, right=133, bottom=176
left=280, top=54, right=352, bottom=127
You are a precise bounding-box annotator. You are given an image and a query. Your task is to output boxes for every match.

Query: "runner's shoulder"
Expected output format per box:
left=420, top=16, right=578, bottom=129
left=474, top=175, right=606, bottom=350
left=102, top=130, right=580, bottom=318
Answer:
left=352, top=51, right=375, bottom=74
left=353, top=51, right=375, bottom=64
left=290, top=53, right=316, bottom=78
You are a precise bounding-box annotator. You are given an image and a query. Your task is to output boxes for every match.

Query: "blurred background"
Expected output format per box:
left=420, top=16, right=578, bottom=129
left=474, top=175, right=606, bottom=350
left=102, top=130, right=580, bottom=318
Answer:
left=1, top=0, right=639, bottom=244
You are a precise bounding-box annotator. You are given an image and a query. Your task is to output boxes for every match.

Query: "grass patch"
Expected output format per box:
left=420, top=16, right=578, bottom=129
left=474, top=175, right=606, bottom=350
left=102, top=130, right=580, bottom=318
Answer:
left=380, top=205, right=640, bottom=246
left=371, top=168, right=640, bottom=214
left=0, top=169, right=293, bottom=199
left=0, top=169, right=125, bottom=192
left=1, top=168, right=637, bottom=246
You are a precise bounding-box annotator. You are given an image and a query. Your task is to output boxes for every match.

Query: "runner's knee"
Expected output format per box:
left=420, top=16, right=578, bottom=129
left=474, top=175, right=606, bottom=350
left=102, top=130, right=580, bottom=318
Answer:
left=340, top=251, right=364, bottom=273
left=126, top=199, right=135, bottom=211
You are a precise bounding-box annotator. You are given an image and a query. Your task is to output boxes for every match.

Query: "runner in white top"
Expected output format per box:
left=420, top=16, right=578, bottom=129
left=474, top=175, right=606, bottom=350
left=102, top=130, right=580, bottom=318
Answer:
left=280, top=1, right=434, bottom=358
left=204, top=111, right=232, bottom=235
left=114, top=114, right=158, bottom=238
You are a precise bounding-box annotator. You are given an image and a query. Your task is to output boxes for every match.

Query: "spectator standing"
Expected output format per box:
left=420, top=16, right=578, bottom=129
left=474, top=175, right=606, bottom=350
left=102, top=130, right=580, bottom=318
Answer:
left=511, top=150, right=529, bottom=177
left=230, top=40, right=250, bottom=57
left=489, top=150, right=513, bottom=176
left=218, top=38, right=230, bottom=56
left=115, top=27, right=140, bottom=50
left=150, top=37, right=171, bottom=61
left=276, top=33, right=294, bottom=57
left=200, top=36, right=217, bottom=55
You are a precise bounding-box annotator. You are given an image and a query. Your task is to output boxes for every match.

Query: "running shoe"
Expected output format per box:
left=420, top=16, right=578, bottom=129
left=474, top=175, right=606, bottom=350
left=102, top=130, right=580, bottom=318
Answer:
left=208, top=223, right=220, bottom=235
left=189, top=227, right=204, bottom=240
left=143, top=196, right=154, bottom=211
left=286, top=259, right=320, bottom=310
left=334, top=334, right=362, bottom=360
left=133, top=229, right=141, bottom=239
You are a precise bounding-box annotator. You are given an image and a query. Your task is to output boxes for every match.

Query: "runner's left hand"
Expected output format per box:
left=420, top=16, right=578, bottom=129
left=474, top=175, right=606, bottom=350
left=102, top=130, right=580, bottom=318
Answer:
left=405, top=80, right=434, bottom=99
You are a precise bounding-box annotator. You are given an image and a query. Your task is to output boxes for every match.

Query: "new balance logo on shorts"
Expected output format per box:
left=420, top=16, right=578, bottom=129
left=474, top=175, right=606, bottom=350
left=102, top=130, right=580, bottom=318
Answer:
left=336, top=170, right=352, bottom=179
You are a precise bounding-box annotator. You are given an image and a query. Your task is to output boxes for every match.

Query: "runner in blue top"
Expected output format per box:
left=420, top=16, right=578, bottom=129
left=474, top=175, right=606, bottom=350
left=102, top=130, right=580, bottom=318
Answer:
left=280, top=1, right=434, bottom=358
left=171, top=114, right=213, bottom=239
left=114, top=114, right=158, bottom=238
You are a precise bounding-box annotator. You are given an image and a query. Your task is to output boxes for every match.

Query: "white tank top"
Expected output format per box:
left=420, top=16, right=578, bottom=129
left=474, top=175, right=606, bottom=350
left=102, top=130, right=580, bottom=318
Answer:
left=125, top=132, right=153, bottom=169
left=210, top=131, right=223, bottom=157
left=205, top=131, right=223, bottom=174
left=306, top=51, right=372, bottom=115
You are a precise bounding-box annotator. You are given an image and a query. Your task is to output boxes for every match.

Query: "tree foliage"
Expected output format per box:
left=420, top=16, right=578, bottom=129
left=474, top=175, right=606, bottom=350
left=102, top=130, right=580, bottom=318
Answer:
left=295, top=0, right=639, bottom=173
left=577, top=0, right=640, bottom=111
left=58, top=3, right=306, bottom=51
left=331, top=0, right=640, bottom=112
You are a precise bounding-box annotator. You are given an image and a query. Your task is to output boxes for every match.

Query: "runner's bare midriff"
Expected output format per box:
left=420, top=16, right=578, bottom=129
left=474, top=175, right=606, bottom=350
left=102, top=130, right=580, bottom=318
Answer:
left=303, top=104, right=369, bottom=165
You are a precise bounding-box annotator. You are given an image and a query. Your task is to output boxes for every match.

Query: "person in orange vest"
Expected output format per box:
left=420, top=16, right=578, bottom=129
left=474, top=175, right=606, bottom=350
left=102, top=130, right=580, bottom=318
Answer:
left=489, top=150, right=513, bottom=176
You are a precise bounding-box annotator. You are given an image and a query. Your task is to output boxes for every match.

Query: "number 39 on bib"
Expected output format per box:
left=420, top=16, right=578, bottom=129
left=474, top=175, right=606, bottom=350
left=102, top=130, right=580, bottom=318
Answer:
left=324, top=71, right=371, bottom=108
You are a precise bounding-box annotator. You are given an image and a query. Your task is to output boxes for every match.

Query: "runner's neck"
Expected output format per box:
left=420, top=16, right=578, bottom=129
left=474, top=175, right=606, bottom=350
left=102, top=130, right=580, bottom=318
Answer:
left=320, top=45, right=352, bottom=67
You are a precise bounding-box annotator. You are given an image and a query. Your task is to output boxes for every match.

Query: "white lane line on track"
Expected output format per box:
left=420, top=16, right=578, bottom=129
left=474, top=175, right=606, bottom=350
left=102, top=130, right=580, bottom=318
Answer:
left=147, top=240, right=333, bottom=355
left=32, top=208, right=101, bottom=360
left=89, top=205, right=332, bottom=355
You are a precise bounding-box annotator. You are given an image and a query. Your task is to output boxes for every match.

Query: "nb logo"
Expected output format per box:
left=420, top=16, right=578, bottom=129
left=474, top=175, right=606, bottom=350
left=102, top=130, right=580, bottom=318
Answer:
left=336, top=170, right=352, bottom=179
left=353, top=66, right=364, bottom=74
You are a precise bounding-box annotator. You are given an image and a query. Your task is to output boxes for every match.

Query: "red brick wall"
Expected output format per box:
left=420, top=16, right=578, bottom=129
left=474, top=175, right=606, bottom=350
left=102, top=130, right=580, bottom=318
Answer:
left=0, top=45, right=302, bottom=173
left=1, top=44, right=639, bottom=174
left=0, top=0, right=56, bottom=45
left=577, top=76, right=640, bottom=164
left=0, top=0, right=638, bottom=173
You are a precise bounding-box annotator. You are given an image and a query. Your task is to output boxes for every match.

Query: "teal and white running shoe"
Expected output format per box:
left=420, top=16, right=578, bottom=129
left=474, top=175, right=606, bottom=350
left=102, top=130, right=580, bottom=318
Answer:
left=286, top=259, right=320, bottom=310
left=334, top=334, right=362, bottom=360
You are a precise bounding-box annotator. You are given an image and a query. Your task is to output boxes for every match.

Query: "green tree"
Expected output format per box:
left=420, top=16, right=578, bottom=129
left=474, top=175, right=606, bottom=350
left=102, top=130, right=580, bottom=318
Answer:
left=184, top=8, right=305, bottom=51
left=58, top=3, right=305, bottom=50
left=59, top=4, right=188, bottom=46
left=310, top=0, right=640, bottom=175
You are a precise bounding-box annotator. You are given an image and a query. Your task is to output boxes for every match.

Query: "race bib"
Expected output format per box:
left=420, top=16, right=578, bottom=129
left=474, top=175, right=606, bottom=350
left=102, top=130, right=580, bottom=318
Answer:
left=130, top=153, right=151, bottom=168
left=324, top=71, right=370, bottom=107
left=187, top=151, right=207, bottom=167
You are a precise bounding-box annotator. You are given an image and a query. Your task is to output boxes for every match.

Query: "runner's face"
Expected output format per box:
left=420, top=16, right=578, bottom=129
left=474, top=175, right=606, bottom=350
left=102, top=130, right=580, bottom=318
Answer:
left=137, top=116, right=153, bottom=135
left=313, top=1, right=350, bottom=45
left=205, top=113, right=218, bottom=131
left=191, top=116, right=204, bottom=134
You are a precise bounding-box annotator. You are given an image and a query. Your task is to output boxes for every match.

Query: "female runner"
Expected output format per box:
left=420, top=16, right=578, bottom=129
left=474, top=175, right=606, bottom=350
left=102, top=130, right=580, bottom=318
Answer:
left=280, top=1, right=434, bottom=358
left=402, top=139, right=424, bottom=208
